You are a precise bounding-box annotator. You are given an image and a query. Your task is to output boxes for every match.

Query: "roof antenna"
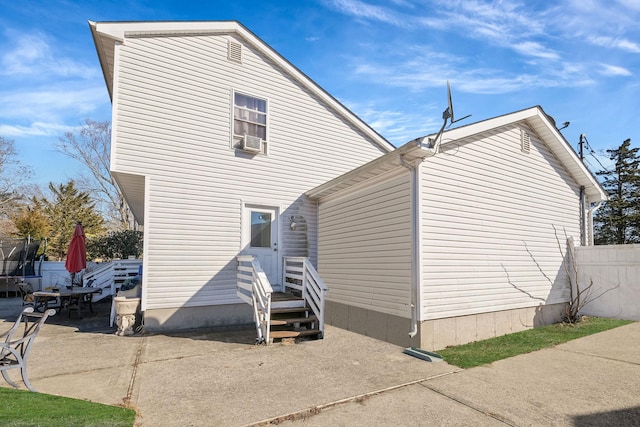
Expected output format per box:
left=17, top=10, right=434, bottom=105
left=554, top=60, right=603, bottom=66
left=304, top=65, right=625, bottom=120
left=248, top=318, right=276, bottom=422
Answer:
left=429, top=81, right=471, bottom=152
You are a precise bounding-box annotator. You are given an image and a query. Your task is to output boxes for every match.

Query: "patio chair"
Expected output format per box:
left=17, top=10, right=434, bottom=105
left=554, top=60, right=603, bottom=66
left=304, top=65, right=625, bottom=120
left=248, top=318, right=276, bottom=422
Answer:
left=17, top=282, right=35, bottom=307
left=0, top=306, right=56, bottom=392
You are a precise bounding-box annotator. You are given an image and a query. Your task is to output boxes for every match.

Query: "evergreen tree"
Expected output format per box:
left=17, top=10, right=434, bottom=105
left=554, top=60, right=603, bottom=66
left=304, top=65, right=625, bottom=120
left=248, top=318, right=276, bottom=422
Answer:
left=11, top=198, right=51, bottom=240
left=594, top=139, right=640, bottom=244
left=40, top=181, right=105, bottom=260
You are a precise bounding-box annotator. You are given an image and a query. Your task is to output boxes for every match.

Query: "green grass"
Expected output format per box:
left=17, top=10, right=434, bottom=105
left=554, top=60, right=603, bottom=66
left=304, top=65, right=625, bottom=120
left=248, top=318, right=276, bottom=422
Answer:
left=438, top=317, right=634, bottom=369
left=0, top=387, right=136, bottom=427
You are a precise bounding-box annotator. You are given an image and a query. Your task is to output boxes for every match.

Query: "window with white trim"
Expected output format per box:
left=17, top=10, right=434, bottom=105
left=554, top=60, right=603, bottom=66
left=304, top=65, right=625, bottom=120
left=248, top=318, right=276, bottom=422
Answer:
left=234, top=92, right=267, bottom=140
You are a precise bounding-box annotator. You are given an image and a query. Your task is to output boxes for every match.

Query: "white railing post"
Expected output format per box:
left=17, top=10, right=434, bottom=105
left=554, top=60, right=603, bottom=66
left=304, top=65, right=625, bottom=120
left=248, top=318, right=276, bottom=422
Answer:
left=301, top=258, right=327, bottom=338
left=302, top=260, right=308, bottom=301
left=282, top=257, right=287, bottom=293
left=236, top=255, right=273, bottom=344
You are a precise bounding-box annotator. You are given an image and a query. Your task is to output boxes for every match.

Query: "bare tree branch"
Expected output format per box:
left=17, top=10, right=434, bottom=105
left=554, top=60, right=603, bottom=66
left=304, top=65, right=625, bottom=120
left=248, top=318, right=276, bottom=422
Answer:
left=0, top=136, right=33, bottom=216
left=501, top=263, right=546, bottom=302
left=56, top=120, right=135, bottom=230
left=553, top=224, right=620, bottom=322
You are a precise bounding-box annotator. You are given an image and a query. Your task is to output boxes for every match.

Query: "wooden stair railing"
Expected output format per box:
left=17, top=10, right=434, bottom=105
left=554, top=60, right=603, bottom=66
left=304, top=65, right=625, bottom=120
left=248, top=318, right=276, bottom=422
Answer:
left=237, top=256, right=327, bottom=344
left=236, top=256, right=272, bottom=344
left=283, top=257, right=328, bottom=339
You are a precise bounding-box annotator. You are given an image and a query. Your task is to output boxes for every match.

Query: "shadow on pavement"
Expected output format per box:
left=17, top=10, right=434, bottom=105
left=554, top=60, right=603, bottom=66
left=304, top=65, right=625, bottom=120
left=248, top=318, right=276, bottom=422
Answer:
left=0, top=295, right=259, bottom=345
left=573, top=406, right=640, bottom=427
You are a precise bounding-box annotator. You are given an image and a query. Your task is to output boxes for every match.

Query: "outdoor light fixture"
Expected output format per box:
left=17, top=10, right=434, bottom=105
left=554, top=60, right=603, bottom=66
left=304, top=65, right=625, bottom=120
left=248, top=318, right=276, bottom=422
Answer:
left=289, top=216, right=297, bottom=230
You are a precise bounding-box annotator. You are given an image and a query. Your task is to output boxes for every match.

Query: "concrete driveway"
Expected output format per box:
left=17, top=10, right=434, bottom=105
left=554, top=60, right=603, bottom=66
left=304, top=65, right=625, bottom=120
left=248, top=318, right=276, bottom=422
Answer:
left=1, top=297, right=639, bottom=426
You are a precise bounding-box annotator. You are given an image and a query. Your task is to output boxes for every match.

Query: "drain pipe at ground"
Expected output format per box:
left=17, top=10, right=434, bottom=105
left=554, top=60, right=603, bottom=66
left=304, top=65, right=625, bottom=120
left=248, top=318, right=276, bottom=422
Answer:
left=399, top=154, right=423, bottom=339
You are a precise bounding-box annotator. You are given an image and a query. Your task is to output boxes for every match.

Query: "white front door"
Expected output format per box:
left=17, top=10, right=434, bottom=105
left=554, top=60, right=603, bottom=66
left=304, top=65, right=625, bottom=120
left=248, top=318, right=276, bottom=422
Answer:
left=243, top=205, right=280, bottom=286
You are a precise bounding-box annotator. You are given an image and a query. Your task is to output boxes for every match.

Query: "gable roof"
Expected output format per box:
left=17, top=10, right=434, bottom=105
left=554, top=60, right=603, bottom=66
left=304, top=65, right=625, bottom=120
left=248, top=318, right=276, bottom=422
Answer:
left=307, top=106, right=608, bottom=202
left=88, top=20, right=394, bottom=153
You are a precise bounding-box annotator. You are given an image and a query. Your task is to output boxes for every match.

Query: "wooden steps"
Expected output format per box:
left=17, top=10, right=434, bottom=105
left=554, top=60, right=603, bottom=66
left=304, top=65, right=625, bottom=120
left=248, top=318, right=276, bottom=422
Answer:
left=270, top=329, right=321, bottom=339
left=270, top=315, right=318, bottom=326
left=271, top=307, right=309, bottom=314
left=264, top=292, right=322, bottom=343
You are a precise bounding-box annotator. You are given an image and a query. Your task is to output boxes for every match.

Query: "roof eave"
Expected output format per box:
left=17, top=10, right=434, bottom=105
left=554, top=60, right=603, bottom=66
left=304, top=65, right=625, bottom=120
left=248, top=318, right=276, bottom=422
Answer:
left=88, top=20, right=115, bottom=101
left=527, top=107, right=608, bottom=202
left=427, top=106, right=607, bottom=202
left=306, top=139, right=434, bottom=200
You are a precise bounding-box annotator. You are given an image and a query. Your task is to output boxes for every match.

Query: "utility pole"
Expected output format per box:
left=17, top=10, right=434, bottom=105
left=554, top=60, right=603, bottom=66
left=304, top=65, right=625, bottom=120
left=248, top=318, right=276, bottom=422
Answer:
left=579, top=134, right=586, bottom=246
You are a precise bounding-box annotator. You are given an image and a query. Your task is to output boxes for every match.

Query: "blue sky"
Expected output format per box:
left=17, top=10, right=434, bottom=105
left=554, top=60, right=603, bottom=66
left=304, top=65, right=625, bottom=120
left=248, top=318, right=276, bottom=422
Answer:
left=1, top=0, right=639, bottom=187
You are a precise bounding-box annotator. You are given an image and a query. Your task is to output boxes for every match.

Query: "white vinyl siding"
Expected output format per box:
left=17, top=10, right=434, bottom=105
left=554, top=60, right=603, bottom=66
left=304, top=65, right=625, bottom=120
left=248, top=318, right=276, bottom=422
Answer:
left=111, top=34, right=386, bottom=310
left=318, top=171, right=413, bottom=318
left=420, top=124, right=580, bottom=320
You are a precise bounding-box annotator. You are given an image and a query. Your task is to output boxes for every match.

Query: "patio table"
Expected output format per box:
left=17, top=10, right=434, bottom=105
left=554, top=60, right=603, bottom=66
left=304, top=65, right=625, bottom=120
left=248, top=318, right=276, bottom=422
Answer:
left=32, top=287, right=102, bottom=319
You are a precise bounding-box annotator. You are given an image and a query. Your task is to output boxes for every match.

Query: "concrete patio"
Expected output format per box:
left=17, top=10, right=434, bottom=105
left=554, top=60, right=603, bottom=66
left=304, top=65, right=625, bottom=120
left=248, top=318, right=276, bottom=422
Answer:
left=1, top=296, right=639, bottom=426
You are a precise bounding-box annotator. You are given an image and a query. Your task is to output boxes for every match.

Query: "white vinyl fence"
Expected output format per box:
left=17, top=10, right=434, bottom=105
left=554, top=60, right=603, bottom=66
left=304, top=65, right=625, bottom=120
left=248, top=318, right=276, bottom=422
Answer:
left=37, top=261, right=99, bottom=290
left=576, top=244, right=640, bottom=321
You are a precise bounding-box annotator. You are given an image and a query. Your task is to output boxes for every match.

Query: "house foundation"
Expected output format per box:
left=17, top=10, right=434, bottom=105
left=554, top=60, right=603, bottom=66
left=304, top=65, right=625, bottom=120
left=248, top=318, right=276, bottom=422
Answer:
left=143, top=303, right=253, bottom=331
left=326, top=300, right=566, bottom=350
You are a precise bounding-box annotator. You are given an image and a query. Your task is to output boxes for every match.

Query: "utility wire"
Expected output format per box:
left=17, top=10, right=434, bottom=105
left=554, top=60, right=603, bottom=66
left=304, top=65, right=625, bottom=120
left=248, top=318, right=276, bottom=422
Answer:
left=581, top=135, right=610, bottom=173
left=589, top=151, right=609, bottom=173
left=583, top=157, right=597, bottom=172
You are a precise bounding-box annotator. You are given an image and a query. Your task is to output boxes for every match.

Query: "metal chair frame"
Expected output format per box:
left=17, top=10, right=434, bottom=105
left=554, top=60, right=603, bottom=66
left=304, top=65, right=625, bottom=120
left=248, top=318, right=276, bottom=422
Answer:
left=0, top=306, right=55, bottom=392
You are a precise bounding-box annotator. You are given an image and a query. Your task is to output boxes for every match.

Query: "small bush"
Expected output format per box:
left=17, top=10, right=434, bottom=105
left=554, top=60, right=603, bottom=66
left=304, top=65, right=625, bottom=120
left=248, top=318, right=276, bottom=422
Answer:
left=87, top=229, right=143, bottom=261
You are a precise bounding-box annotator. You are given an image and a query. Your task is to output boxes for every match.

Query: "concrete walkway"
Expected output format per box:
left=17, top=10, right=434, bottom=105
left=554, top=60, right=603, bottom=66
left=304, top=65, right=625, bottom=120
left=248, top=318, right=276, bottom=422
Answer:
left=1, top=297, right=639, bottom=426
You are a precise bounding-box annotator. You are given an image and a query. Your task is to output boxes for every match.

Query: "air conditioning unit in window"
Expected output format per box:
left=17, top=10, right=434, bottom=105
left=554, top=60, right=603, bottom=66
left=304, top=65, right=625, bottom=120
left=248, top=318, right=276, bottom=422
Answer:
left=241, top=135, right=262, bottom=153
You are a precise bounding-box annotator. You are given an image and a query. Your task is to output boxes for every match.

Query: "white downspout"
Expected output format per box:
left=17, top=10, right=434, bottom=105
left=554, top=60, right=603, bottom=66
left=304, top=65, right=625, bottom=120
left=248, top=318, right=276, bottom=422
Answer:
left=587, top=200, right=604, bottom=246
left=399, top=154, right=423, bottom=338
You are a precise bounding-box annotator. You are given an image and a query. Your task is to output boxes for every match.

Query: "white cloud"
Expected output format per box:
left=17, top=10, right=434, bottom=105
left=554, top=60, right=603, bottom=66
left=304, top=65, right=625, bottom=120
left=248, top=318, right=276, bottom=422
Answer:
left=616, top=39, right=640, bottom=53
left=323, top=0, right=409, bottom=27
left=327, top=0, right=560, bottom=62
left=587, top=36, right=640, bottom=53
left=351, top=46, right=594, bottom=95
left=618, top=0, right=640, bottom=11
left=599, top=64, right=632, bottom=77
left=436, top=0, right=548, bottom=44
left=512, top=41, right=560, bottom=60
left=0, top=30, right=97, bottom=79
left=390, top=0, right=415, bottom=8
left=346, top=100, right=441, bottom=145
left=0, top=121, right=76, bottom=137
left=0, top=85, right=109, bottom=122
left=323, top=1, right=630, bottom=97
left=553, top=0, right=640, bottom=57
left=562, top=0, right=638, bottom=29
left=1, top=33, right=49, bottom=75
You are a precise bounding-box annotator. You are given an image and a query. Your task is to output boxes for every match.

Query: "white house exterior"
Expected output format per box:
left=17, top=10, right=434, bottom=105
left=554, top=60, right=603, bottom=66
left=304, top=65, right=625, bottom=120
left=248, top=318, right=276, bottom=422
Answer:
left=307, top=107, right=607, bottom=350
left=91, top=21, right=608, bottom=349
left=89, top=21, right=393, bottom=330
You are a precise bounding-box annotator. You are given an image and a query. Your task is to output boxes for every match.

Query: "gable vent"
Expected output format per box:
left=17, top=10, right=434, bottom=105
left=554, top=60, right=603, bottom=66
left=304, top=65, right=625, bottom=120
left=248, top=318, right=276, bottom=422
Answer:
left=520, top=129, right=531, bottom=153
left=228, top=40, right=242, bottom=63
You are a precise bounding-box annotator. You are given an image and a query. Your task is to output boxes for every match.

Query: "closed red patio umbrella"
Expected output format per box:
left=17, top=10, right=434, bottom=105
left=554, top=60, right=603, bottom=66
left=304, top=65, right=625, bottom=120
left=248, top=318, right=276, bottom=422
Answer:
left=65, top=222, right=87, bottom=286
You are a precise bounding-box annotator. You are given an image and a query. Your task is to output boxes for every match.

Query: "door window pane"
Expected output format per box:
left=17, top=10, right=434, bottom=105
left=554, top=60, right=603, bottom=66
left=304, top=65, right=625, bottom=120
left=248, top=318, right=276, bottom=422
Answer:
left=250, top=211, right=271, bottom=248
